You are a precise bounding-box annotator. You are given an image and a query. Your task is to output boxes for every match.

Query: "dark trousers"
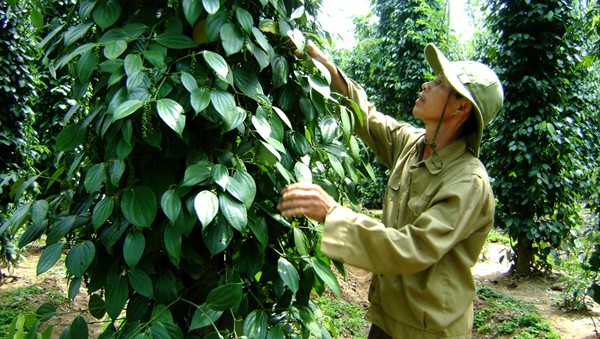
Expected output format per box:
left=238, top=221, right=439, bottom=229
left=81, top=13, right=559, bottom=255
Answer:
left=367, top=324, right=393, bottom=339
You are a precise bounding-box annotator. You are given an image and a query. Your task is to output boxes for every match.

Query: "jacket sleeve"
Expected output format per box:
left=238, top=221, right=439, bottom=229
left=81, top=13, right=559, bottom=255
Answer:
left=342, top=73, right=416, bottom=170
left=321, top=175, right=494, bottom=275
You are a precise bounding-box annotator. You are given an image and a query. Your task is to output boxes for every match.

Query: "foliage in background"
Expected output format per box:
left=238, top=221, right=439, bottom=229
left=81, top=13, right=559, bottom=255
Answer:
left=336, top=0, right=451, bottom=207
left=2, top=0, right=377, bottom=337
left=0, top=0, right=49, bottom=275
left=479, top=0, right=599, bottom=275
left=578, top=0, right=600, bottom=308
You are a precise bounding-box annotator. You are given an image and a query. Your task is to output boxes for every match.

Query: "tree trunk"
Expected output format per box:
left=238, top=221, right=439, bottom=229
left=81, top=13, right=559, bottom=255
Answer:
left=514, top=236, right=534, bottom=275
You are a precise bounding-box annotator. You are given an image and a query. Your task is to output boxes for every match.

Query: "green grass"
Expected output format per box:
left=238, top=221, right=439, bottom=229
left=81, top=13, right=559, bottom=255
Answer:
left=0, top=285, right=49, bottom=335
left=315, top=295, right=369, bottom=338
left=474, top=285, right=560, bottom=338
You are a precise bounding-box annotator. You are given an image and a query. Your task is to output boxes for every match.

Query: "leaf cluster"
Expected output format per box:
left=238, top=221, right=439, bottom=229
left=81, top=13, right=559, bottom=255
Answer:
left=480, top=0, right=599, bottom=273
left=2, top=0, right=376, bottom=337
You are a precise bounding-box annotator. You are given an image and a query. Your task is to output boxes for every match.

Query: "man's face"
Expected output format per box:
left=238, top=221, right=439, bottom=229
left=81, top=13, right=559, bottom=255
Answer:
left=412, top=73, right=454, bottom=123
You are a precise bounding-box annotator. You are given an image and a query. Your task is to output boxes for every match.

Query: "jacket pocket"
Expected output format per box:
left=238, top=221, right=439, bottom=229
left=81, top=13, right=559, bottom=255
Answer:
left=407, top=191, right=428, bottom=217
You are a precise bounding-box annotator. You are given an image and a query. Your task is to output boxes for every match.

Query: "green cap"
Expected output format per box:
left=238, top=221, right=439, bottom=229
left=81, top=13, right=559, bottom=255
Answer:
left=424, top=43, right=504, bottom=156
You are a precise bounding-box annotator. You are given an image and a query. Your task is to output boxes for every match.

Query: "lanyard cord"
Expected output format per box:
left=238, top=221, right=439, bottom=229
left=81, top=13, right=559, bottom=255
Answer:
left=427, top=93, right=451, bottom=169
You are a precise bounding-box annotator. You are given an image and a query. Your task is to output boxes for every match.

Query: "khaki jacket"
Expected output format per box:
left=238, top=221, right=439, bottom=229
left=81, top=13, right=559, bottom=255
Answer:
left=321, top=77, right=495, bottom=338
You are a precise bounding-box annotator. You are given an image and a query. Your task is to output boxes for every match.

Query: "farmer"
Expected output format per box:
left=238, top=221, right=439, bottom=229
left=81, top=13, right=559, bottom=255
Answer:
left=277, top=41, right=504, bottom=338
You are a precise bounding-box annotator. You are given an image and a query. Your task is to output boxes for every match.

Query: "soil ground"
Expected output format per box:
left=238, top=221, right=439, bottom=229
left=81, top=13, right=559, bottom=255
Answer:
left=336, top=242, right=600, bottom=339
left=1, top=242, right=600, bottom=338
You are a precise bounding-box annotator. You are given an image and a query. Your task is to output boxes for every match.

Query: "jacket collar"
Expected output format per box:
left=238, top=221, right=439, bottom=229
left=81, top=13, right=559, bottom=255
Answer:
left=417, top=136, right=469, bottom=175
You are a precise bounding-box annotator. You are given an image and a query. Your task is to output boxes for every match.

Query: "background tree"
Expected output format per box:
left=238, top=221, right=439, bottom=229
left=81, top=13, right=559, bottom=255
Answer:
left=3, top=0, right=371, bottom=337
left=481, top=0, right=598, bottom=275
left=336, top=0, right=454, bottom=207
left=0, top=0, right=53, bottom=277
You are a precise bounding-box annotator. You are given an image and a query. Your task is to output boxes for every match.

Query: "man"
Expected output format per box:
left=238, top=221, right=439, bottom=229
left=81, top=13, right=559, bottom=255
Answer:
left=277, top=41, right=504, bottom=338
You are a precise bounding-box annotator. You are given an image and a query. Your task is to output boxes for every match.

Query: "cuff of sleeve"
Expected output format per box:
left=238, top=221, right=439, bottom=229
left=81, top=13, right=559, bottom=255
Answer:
left=321, top=204, right=353, bottom=262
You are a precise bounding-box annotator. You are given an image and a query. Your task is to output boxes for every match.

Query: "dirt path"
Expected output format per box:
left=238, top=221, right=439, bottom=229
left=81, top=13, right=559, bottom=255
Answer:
left=473, top=242, right=600, bottom=339
left=0, top=248, right=103, bottom=338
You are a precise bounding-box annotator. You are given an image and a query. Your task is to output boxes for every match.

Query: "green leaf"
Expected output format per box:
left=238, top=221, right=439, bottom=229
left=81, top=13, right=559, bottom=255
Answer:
left=271, top=55, right=288, bottom=88
left=236, top=8, right=254, bottom=33
left=128, top=269, right=154, bottom=298
left=191, top=87, right=211, bottom=113
left=30, top=8, right=44, bottom=30
left=121, top=186, right=157, bottom=227
left=89, top=294, right=106, bottom=319
left=219, top=193, right=247, bottom=232
left=189, top=304, right=223, bottom=331
left=205, top=9, right=227, bottom=43
left=110, top=159, right=126, bottom=186
left=164, top=225, right=181, bottom=267
left=77, top=49, right=97, bottom=83
left=124, top=54, right=143, bottom=76
left=144, top=49, right=166, bottom=69
left=286, top=131, right=312, bottom=157
left=106, top=272, right=128, bottom=320
left=123, top=230, right=145, bottom=268
left=183, top=161, right=212, bottom=186
left=308, top=75, right=331, bottom=98
left=272, top=106, right=292, bottom=130
left=243, top=309, right=268, bottom=339
left=220, top=23, right=244, bottom=56
left=252, top=115, right=271, bottom=141
left=252, top=27, right=270, bottom=53
left=93, top=196, right=114, bottom=230
left=30, top=200, right=49, bottom=226
left=294, top=162, right=312, bottom=183
left=328, top=153, right=345, bottom=178
left=103, top=39, right=127, bottom=59
left=194, top=190, right=219, bottom=227
left=155, top=32, right=196, bottom=49
left=37, top=241, right=66, bottom=276
left=278, top=258, right=299, bottom=293
left=92, top=0, right=121, bottom=30
left=69, top=316, right=89, bottom=338
left=320, top=115, right=337, bottom=144
left=85, top=163, right=106, bottom=193
left=64, top=22, right=94, bottom=47
left=202, top=217, right=233, bottom=256
left=293, top=228, right=309, bottom=256
left=46, top=215, right=76, bottom=245
left=211, top=164, right=229, bottom=190
left=181, top=72, right=198, bottom=92
left=154, top=270, right=178, bottom=304
left=225, top=177, right=246, bottom=204
left=202, top=0, right=220, bottom=14
left=234, top=68, right=264, bottom=96
left=55, top=124, right=85, bottom=151
left=248, top=216, right=268, bottom=250
left=310, top=257, right=341, bottom=297
left=161, top=189, right=182, bottom=224
left=248, top=41, right=269, bottom=70
left=206, top=283, right=243, bottom=311
left=210, top=89, right=238, bottom=130
left=269, top=0, right=287, bottom=15
left=183, top=0, right=204, bottom=25
left=114, top=99, right=143, bottom=121
left=37, top=302, right=57, bottom=322
left=66, top=241, right=95, bottom=278
left=203, top=51, right=229, bottom=79
left=157, top=98, right=186, bottom=137
left=232, top=171, right=256, bottom=209
left=17, top=223, right=47, bottom=248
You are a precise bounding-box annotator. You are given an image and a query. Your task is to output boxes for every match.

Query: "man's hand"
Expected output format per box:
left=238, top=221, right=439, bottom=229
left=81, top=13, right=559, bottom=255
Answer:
left=277, top=182, right=336, bottom=223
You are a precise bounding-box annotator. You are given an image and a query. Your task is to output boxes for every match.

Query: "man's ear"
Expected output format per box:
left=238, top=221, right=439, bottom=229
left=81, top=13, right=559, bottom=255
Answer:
left=456, top=98, right=472, bottom=117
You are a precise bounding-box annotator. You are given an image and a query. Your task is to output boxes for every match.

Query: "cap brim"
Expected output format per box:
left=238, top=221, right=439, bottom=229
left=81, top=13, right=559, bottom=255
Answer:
left=424, top=43, right=484, bottom=156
